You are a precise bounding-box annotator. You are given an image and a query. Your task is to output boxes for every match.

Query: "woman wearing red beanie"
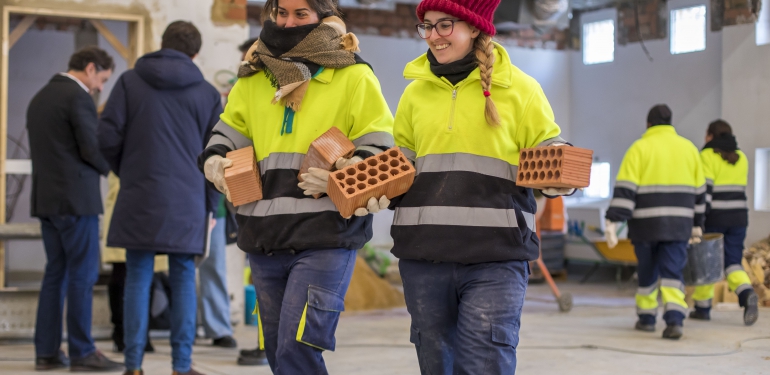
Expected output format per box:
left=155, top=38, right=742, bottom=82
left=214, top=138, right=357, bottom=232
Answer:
left=390, top=0, right=572, bottom=373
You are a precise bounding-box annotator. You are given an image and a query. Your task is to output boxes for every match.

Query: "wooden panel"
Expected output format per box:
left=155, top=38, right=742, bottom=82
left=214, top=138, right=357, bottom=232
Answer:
left=89, top=19, right=129, bottom=61
left=8, top=15, right=35, bottom=50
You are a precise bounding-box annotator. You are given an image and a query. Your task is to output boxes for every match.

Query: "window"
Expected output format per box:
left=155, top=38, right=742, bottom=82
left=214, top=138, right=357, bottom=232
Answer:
left=583, top=19, right=615, bottom=65
left=584, top=162, right=611, bottom=199
left=757, top=0, right=770, bottom=46
left=670, top=5, right=707, bottom=54
left=755, top=148, right=770, bottom=211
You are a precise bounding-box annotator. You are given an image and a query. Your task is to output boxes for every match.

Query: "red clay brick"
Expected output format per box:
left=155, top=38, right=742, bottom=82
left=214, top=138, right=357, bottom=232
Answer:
left=517, top=146, right=593, bottom=189
left=225, top=146, right=263, bottom=207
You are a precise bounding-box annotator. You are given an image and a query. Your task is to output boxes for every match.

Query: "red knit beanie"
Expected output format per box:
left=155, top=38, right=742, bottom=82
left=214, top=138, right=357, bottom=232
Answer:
left=416, top=0, right=501, bottom=36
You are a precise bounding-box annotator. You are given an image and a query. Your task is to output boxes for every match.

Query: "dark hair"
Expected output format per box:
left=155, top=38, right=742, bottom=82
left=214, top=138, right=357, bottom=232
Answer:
left=239, top=38, right=258, bottom=53
left=161, top=21, right=202, bottom=57
left=647, top=104, right=672, bottom=126
left=68, top=46, right=115, bottom=72
left=261, top=0, right=341, bottom=22
left=707, top=119, right=740, bottom=165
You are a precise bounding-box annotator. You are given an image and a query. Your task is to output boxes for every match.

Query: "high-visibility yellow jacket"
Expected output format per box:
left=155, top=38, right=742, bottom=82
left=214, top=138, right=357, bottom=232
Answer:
left=391, top=42, right=564, bottom=264
left=701, top=148, right=748, bottom=227
left=201, top=64, right=394, bottom=253
left=606, top=125, right=706, bottom=242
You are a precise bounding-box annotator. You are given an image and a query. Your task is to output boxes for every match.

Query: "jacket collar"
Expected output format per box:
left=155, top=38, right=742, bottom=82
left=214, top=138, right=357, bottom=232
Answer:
left=643, top=124, right=677, bottom=137
left=402, top=41, right=513, bottom=89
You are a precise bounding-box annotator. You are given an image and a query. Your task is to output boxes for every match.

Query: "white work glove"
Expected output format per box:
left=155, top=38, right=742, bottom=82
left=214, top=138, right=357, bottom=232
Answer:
left=345, top=196, right=390, bottom=218
left=204, top=155, right=233, bottom=201
left=604, top=219, right=619, bottom=249
left=298, top=167, right=331, bottom=196
left=541, top=187, right=576, bottom=196
left=335, top=156, right=364, bottom=170
left=689, top=226, right=703, bottom=245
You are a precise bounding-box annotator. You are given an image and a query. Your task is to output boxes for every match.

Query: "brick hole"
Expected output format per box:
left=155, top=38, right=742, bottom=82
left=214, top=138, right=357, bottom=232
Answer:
left=389, top=150, right=399, bottom=157
left=556, top=149, right=563, bottom=157
left=368, top=178, right=378, bottom=186
left=537, top=160, right=544, bottom=169
left=520, top=151, right=527, bottom=161
left=367, top=158, right=378, bottom=166
left=539, top=171, right=545, bottom=180
left=346, top=168, right=356, bottom=176
left=525, top=172, right=531, bottom=180
left=390, top=169, right=400, bottom=176
left=368, top=169, right=378, bottom=177
left=357, top=183, right=366, bottom=190
left=339, top=182, right=345, bottom=188
left=555, top=170, right=561, bottom=179
left=545, top=160, right=551, bottom=169
left=378, top=154, right=389, bottom=162
left=346, top=187, right=355, bottom=194
left=378, top=164, right=389, bottom=172
left=527, top=150, right=534, bottom=159
left=547, top=171, right=553, bottom=180
left=357, top=163, right=367, bottom=171
left=548, top=148, right=555, bottom=157
left=518, top=172, right=524, bottom=180
left=521, top=161, right=528, bottom=170
left=357, top=173, right=366, bottom=182
left=400, top=165, right=409, bottom=171
left=345, top=178, right=356, bottom=186
left=399, top=157, right=405, bottom=163
left=379, top=174, right=388, bottom=181
left=535, top=150, right=542, bottom=158
left=335, top=172, right=346, bottom=180
left=389, top=160, right=399, bottom=167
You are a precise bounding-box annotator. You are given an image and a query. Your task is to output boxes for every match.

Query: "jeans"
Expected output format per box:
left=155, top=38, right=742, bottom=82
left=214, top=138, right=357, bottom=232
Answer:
left=35, top=215, right=100, bottom=359
left=199, top=217, right=233, bottom=339
left=124, top=251, right=196, bottom=372
left=399, top=259, right=529, bottom=375
left=632, top=241, right=688, bottom=326
left=248, top=248, right=356, bottom=375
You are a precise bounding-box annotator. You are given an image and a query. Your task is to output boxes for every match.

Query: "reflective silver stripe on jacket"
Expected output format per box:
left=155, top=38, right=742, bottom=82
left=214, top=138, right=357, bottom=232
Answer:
left=632, top=207, right=694, bottom=219
left=257, top=153, right=304, bottom=175
left=393, top=206, right=536, bottom=232
left=207, top=120, right=253, bottom=150
left=712, top=185, right=746, bottom=193
left=399, top=147, right=416, bottom=163
left=415, top=153, right=518, bottom=183
left=614, top=180, right=638, bottom=192
left=710, top=200, right=748, bottom=209
left=236, top=197, right=337, bottom=217
left=352, top=131, right=394, bottom=148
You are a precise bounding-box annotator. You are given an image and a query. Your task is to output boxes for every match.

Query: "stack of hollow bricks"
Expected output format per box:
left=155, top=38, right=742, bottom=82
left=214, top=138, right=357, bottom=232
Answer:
left=516, top=146, right=593, bottom=189
left=327, top=148, right=415, bottom=218
left=298, top=127, right=356, bottom=199
left=225, top=146, right=263, bottom=207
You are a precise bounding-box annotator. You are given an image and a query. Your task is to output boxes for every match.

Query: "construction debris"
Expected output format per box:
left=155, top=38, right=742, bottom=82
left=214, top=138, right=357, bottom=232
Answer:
left=744, top=236, right=770, bottom=306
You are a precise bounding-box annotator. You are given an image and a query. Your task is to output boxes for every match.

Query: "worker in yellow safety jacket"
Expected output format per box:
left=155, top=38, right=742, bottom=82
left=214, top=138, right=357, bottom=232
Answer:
left=690, top=120, right=758, bottom=325
left=605, top=104, right=706, bottom=340
left=389, top=0, right=574, bottom=372
left=198, top=0, right=394, bottom=373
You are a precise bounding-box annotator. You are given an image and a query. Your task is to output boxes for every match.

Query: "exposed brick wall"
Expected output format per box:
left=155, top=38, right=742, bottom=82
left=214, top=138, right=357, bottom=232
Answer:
left=717, top=0, right=760, bottom=30
left=616, top=0, right=667, bottom=45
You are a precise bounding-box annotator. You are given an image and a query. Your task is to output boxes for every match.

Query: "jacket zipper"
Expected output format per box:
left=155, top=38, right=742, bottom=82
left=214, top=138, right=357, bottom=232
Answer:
left=448, top=89, right=457, bottom=130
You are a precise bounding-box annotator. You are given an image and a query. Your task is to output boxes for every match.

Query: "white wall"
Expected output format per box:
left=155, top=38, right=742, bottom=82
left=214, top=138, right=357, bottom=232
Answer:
left=721, top=23, right=770, bottom=245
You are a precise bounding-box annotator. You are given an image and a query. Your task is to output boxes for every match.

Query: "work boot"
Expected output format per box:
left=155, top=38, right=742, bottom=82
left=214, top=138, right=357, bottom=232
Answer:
left=739, top=289, right=759, bottom=326
left=70, top=350, right=124, bottom=372
left=238, top=348, right=269, bottom=366
left=662, top=325, right=683, bottom=340
left=212, top=335, right=237, bottom=348
left=634, top=320, right=655, bottom=332
left=688, top=309, right=711, bottom=321
left=35, top=350, right=69, bottom=371
left=172, top=369, right=205, bottom=375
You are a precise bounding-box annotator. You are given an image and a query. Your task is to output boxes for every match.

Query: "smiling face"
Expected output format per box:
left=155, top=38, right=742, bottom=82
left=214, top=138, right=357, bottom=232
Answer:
left=422, top=10, right=479, bottom=64
left=275, top=0, right=320, bottom=27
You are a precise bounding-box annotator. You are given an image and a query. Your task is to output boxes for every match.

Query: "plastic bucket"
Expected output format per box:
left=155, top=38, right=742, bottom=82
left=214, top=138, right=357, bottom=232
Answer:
left=683, top=233, right=725, bottom=286
left=244, top=284, right=258, bottom=326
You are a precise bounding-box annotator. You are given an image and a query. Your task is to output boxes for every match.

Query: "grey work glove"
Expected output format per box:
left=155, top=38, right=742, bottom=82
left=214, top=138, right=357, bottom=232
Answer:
left=335, top=156, right=364, bottom=170
left=298, top=167, right=331, bottom=196
left=541, top=187, right=576, bottom=196
left=689, top=226, right=703, bottom=245
left=204, top=155, right=233, bottom=202
left=344, top=196, right=390, bottom=218
left=604, top=219, right=619, bottom=249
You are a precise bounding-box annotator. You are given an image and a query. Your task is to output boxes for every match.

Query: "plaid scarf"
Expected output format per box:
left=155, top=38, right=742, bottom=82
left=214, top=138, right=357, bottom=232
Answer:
left=238, top=16, right=360, bottom=112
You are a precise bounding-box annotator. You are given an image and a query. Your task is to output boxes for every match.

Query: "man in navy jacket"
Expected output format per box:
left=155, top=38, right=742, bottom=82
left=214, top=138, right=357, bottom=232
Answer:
left=98, top=21, right=221, bottom=375
left=28, top=46, right=124, bottom=372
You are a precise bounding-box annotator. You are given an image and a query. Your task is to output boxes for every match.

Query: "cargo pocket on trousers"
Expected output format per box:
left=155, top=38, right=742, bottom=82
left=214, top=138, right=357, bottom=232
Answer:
left=296, top=285, right=345, bottom=351
left=491, top=322, right=519, bottom=348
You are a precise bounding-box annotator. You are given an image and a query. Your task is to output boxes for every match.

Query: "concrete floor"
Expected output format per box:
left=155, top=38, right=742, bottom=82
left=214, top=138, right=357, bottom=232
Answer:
left=1, top=281, right=769, bottom=375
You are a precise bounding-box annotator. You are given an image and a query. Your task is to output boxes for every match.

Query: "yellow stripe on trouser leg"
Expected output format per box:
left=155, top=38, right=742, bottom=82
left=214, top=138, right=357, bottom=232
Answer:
left=727, top=267, right=752, bottom=295
left=296, top=303, right=326, bottom=351
left=660, top=286, right=688, bottom=314
left=636, top=287, right=659, bottom=315
left=252, top=299, right=265, bottom=350
left=692, top=284, right=714, bottom=308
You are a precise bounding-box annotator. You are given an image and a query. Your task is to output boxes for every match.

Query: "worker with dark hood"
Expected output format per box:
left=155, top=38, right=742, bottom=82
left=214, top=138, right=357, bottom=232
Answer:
left=605, top=104, right=706, bottom=340
left=690, top=119, right=758, bottom=325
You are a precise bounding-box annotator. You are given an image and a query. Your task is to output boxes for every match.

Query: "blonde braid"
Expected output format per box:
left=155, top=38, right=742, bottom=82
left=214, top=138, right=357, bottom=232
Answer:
left=474, top=34, right=500, bottom=126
